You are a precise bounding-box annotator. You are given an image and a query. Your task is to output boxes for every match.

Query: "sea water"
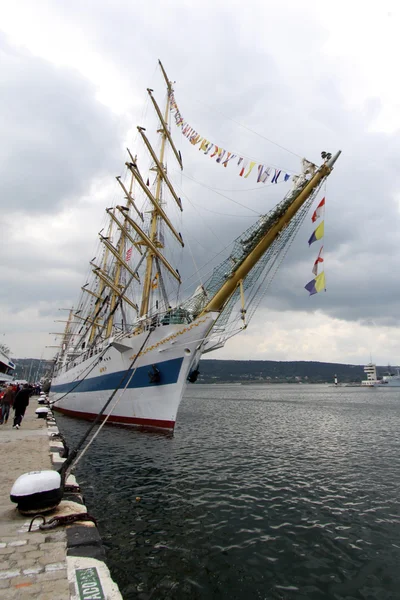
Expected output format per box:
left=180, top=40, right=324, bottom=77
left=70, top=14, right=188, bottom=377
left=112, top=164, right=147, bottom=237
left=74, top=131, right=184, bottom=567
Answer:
left=57, top=384, right=400, bottom=599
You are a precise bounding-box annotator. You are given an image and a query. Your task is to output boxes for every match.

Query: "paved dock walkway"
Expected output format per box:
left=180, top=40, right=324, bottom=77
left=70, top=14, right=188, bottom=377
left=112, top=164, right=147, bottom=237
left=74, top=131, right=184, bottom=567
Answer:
left=0, top=397, right=122, bottom=599
left=0, top=399, right=70, bottom=599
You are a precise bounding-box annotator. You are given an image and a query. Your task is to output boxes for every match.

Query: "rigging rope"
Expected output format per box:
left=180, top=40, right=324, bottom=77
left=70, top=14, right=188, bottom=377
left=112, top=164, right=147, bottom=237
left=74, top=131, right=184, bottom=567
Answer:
left=172, top=167, right=289, bottom=193
left=202, top=179, right=326, bottom=345
left=58, top=329, right=152, bottom=485
left=173, top=171, right=261, bottom=215
left=190, top=94, right=304, bottom=163
left=69, top=360, right=140, bottom=470
left=245, top=181, right=325, bottom=326
left=49, top=347, right=109, bottom=407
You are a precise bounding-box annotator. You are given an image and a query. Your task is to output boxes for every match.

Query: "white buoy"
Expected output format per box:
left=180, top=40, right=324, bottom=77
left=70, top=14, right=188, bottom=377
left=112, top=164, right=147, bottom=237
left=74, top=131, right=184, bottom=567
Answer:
left=10, top=471, right=62, bottom=514
left=35, top=407, right=49, bottom=419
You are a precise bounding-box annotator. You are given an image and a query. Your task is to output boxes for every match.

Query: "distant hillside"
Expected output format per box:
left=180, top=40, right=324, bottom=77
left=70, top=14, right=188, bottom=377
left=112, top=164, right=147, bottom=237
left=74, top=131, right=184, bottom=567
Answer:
left=10, top=357, right=395, bottom=385
left=12, top=358, right=54, bottom=382
left=197, top=359, right=390, bottom=384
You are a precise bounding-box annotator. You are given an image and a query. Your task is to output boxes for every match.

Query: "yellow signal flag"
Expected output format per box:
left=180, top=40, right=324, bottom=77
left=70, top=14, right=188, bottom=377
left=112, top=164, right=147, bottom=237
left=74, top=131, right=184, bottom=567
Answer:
left=151, top=273, right=159, bottom=290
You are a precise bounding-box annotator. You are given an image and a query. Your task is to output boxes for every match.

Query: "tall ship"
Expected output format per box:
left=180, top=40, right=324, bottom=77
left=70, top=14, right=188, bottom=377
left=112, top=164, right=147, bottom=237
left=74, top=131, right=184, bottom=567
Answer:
left=50, top=61, right=341, bottom=430
left=0, top=348, right=15, bottom=385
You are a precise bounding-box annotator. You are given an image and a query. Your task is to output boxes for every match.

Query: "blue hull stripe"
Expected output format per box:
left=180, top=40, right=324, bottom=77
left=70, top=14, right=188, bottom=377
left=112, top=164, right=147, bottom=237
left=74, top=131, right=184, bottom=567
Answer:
left=50, top=357, right=184, bottom=394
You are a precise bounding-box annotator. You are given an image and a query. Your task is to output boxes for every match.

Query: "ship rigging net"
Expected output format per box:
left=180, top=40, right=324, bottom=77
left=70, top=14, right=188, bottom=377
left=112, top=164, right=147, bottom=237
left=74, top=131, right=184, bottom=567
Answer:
left=181, top=177, right=325, bottom=351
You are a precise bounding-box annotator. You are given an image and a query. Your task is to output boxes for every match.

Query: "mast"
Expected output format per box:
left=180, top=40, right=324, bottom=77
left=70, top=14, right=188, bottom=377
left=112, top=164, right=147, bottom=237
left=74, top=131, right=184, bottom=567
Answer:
left=139, top=60, right=177, bottom=318
left=200, top=151, right=341, bottom=315
left=88, top=218, right=113, bottom=344
left=105, top=230, right=124, bottom=338
left=61, top=308, right=74, bottom=352
left=66, top=61, right=184, bottom=350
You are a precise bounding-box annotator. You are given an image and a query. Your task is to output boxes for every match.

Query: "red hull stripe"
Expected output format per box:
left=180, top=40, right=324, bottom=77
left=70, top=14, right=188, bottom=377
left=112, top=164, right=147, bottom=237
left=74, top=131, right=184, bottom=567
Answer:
left=53, top=406, right=175, bottom=430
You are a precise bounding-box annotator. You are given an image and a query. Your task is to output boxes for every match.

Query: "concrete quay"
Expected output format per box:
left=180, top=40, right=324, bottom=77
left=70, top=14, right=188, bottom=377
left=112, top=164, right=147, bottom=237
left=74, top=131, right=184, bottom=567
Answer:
left=0, top=398, right=122, bottom=599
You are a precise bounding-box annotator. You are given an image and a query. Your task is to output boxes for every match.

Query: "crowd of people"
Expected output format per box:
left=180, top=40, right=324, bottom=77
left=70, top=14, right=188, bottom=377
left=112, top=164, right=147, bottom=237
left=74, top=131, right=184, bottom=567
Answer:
left=0, top=382, right=39, bottom=429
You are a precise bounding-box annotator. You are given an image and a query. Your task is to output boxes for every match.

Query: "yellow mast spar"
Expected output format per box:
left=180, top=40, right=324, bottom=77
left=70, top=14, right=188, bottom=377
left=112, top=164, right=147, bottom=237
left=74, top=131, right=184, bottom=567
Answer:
left=79, top=61, right=183, bottom=344
left=139, top=60, right=180, bottom=318
left=105, top=227, right=124, bottom=339
left=88, top=217, right=113, bottom=344
left=59, top=307, right=74, bottom=355
left=200, top=151, right=341, bottom=315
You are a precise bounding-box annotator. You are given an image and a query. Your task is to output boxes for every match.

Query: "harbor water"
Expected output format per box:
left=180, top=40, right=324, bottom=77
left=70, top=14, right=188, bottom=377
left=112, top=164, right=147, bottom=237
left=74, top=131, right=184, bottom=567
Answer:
left=57, top=384, right=400, bottom=599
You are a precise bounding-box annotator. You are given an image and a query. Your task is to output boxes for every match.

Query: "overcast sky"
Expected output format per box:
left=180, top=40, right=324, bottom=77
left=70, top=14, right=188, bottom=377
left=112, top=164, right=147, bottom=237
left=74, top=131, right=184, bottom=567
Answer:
left=1, top=0, right=400, bottom=366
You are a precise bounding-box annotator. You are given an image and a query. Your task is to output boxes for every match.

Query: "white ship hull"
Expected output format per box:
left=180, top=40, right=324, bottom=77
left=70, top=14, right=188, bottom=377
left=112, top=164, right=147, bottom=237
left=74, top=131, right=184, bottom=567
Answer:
left=0, top=372, right=14, bottom=384
left=0, top=349, right=15, bottom=384
left=50, top=314, right=217, bottom=430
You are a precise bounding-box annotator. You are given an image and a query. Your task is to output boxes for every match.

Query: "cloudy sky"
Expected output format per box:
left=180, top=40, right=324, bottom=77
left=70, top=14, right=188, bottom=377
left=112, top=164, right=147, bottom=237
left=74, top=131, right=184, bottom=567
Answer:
left=1, top=0, right=400, bottom=366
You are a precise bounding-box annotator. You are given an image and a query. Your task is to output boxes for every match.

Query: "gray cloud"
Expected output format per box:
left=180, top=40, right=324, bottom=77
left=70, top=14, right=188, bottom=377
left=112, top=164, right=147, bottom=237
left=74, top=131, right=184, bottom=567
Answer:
left=1, top=2, right=400, bottom=362
left=0, top=33, right=123, bottom=215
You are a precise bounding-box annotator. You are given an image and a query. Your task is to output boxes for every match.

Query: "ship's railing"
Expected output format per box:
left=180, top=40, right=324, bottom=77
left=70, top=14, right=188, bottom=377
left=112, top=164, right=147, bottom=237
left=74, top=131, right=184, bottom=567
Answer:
left=119, top=307, right=193, bottom=336
left=54, top=307, right=194, bottom=375
left=145, top=307, right=193, bottom=330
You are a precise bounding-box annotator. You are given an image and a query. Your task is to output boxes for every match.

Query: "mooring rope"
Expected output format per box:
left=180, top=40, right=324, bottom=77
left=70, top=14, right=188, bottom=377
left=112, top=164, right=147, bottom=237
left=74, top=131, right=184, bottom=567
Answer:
left=58, top=328, right=153, bottom=486
left=49, top=346, right=110, bottom=406
left=70, top=360, right=140, bottom=470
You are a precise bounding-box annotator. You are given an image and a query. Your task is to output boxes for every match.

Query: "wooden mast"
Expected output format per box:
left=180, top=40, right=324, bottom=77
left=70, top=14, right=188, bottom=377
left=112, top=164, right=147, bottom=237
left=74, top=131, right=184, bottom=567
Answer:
left=112, top=207, right=181, bottom=281
left=78, top=60, right=182, bottom=345
left=61, top=308, right=74, bottom=353
left=88, top=218, right=112, bottom=344
left=200, top=151, right=341, bottom=315
left=139, top=61, right=173, bottom=318
left=125, top=160, right=184, bottom=246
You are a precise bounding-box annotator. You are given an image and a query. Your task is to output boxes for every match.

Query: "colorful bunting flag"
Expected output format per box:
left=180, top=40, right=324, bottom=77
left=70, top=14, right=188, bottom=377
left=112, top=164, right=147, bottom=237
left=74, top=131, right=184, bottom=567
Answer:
left=308, top=221, right=324, bottom=246
left=312, top=197, right=325, bottom=222
left=239, top=159, right=249, bottom=177
left=306, top=198, right=326, bottom=294
left=151, top=273, right=159, bottom=290
left=125, top=247, right=133, bottom=262
left=222, top=153, right=236, bottom=167
left=312, top=246, right=324, bottom=276
left=244, top=161, right=256, bottom=178
left=271, top=169, right=281, bottom=184
left=305, top=271, right=326, bottom=296
left=216, top=149, right=226, bottom=163
left=210, top=145, right=219, bottom=158
left=261, top=167, right=271, bottom=183
left=168, top=89, right=296, bottom=185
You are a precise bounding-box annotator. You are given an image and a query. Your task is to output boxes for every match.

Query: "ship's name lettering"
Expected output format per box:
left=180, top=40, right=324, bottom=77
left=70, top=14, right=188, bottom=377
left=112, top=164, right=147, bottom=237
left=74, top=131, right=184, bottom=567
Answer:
left=128, top=317, right=208, bottom=360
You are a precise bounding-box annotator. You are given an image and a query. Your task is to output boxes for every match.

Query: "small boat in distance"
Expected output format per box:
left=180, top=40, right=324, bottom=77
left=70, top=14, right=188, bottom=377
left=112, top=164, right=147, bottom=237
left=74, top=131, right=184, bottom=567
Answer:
left=50, top=61, right=341, bottom=431
left=376, top=367, right=400, bottom=387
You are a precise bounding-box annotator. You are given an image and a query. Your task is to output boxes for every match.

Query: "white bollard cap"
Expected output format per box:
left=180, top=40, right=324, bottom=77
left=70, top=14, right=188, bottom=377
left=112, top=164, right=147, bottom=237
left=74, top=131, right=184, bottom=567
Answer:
left=11, top=470, right=61, bottom=497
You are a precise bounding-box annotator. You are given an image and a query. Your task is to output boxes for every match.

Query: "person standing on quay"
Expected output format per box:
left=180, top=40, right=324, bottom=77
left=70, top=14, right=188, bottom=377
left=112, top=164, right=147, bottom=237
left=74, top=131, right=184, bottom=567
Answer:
left=0, top=384, right=15, bottom=424
left=13, top=384, right=32, bottom=429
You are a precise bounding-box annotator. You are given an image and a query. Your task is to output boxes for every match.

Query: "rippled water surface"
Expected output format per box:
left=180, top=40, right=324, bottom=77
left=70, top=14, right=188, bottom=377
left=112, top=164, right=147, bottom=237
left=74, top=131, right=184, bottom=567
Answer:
left=57, top=384, right=400, bottom=599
